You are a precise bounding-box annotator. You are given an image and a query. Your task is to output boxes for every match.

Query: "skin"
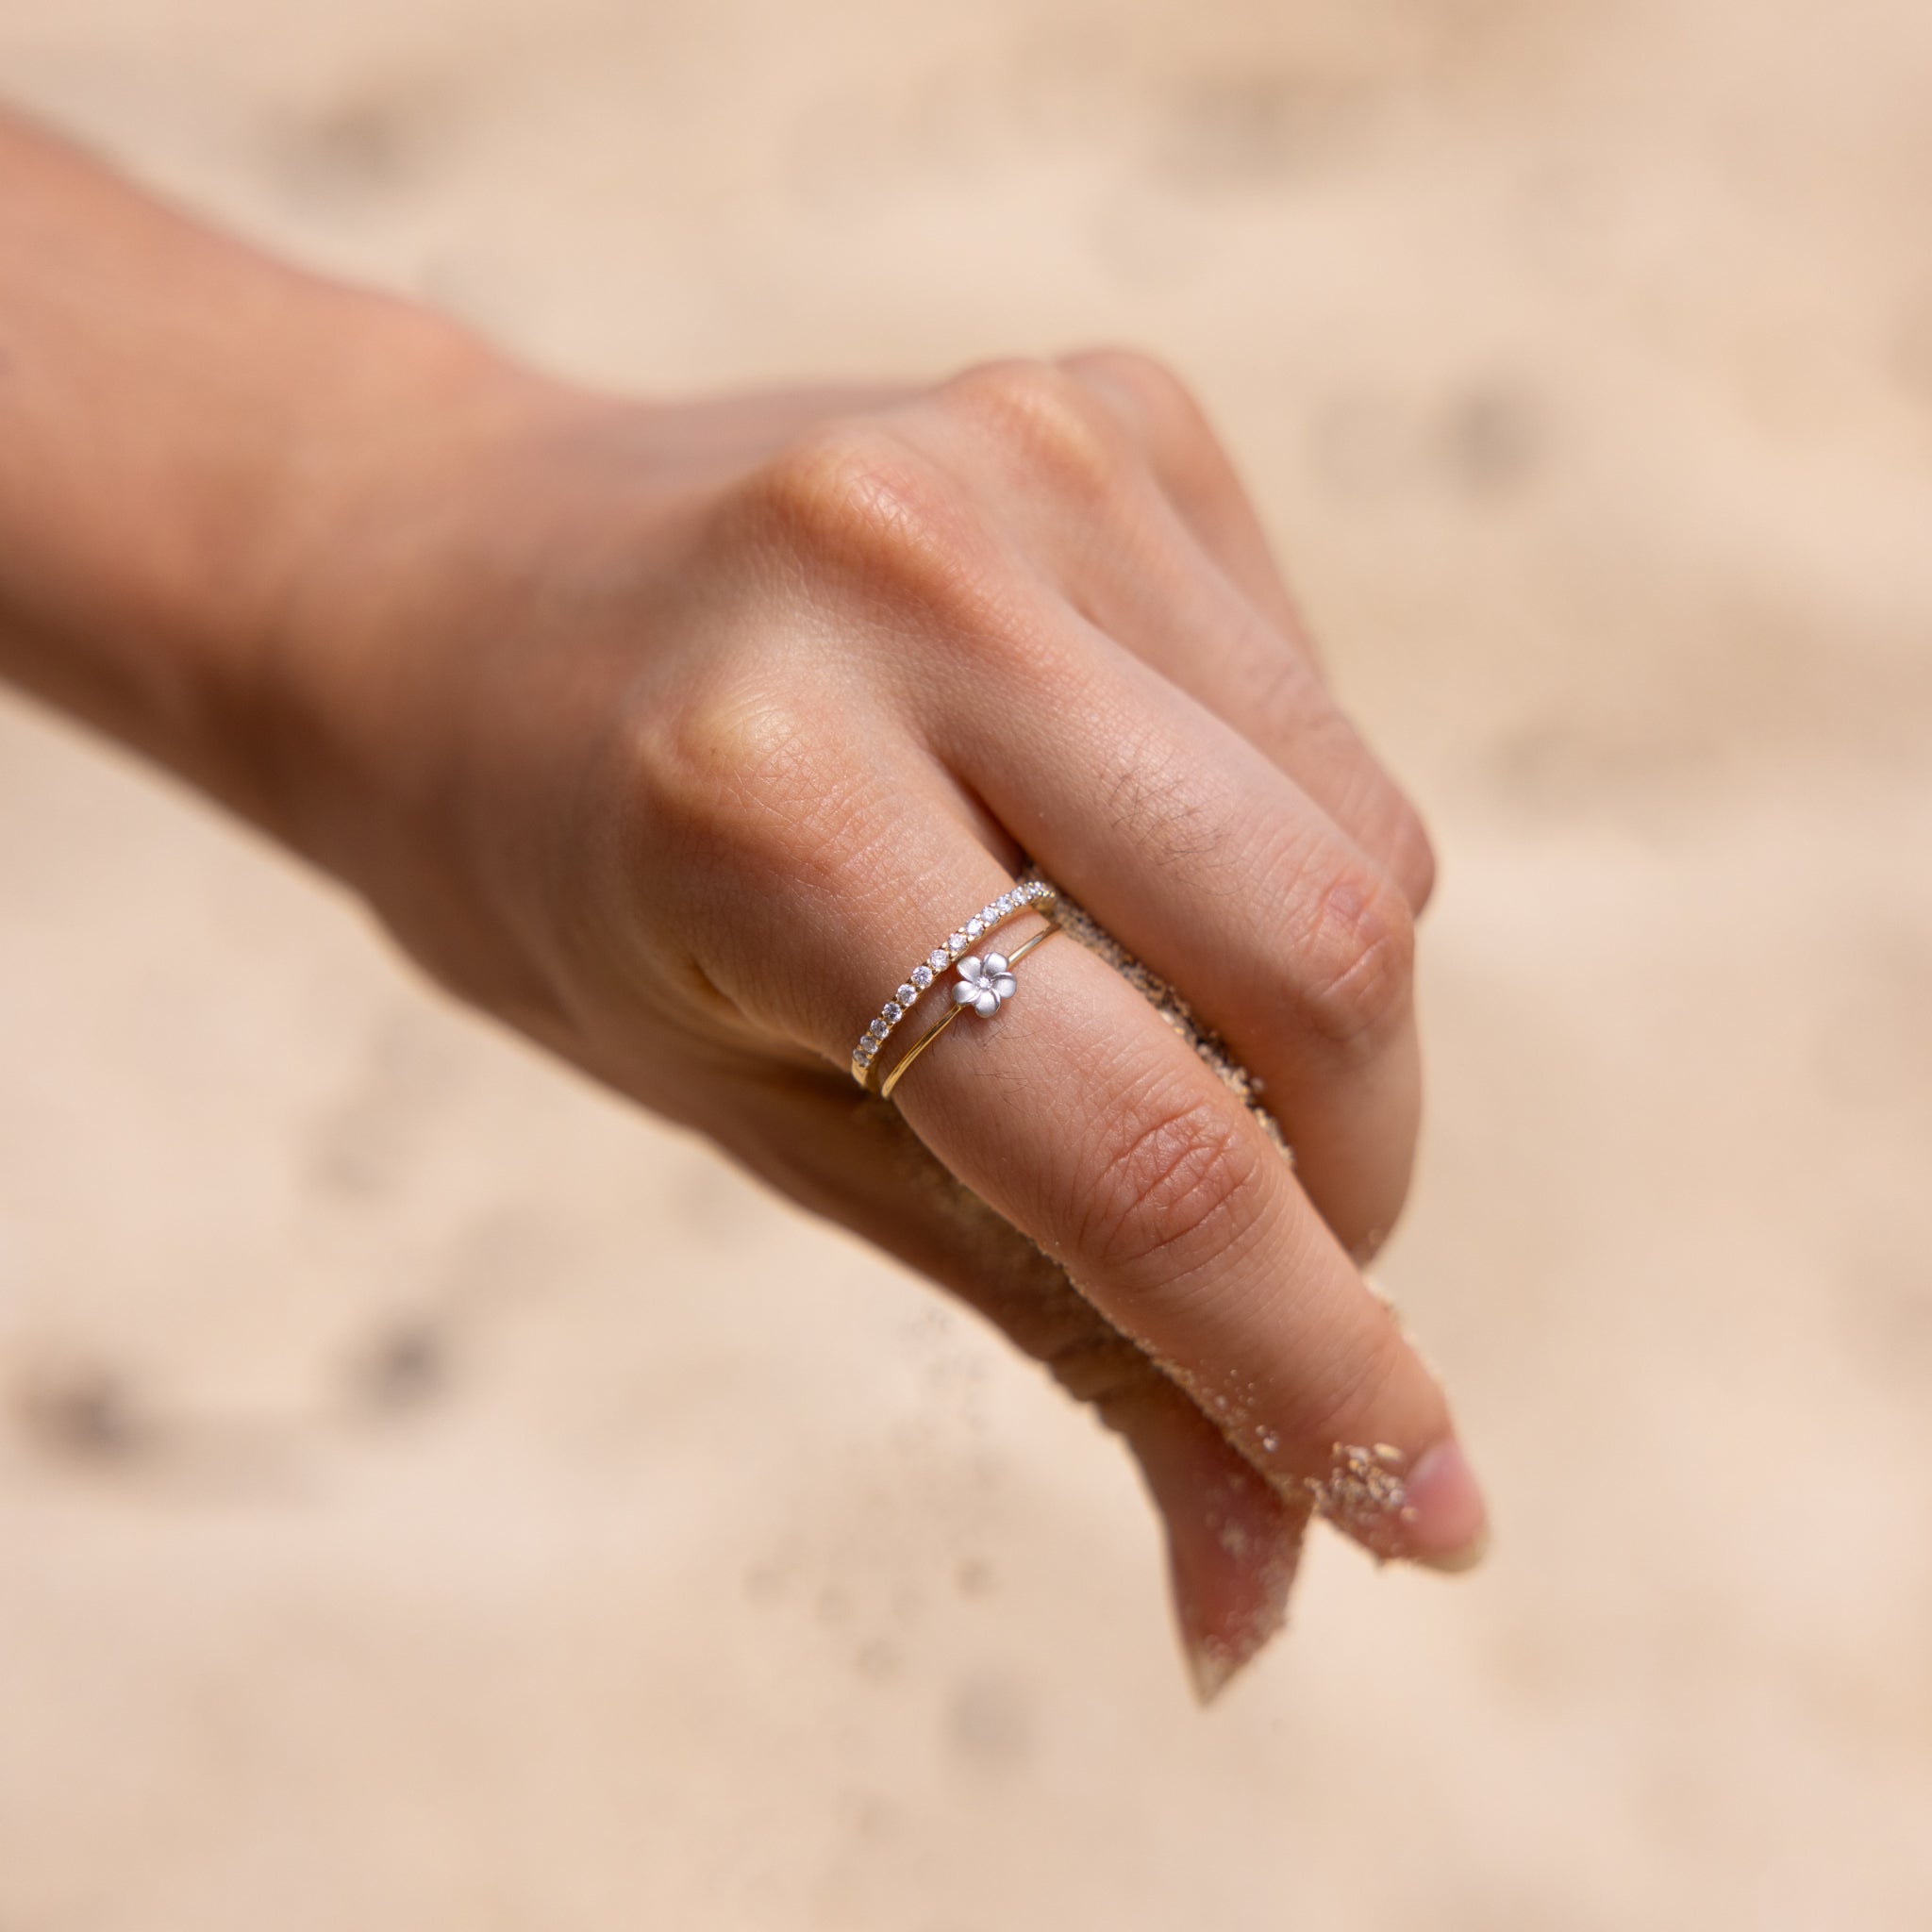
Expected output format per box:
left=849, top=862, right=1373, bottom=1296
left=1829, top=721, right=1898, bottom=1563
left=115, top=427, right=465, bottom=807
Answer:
left=0, top=110, right=1486, bottom=1699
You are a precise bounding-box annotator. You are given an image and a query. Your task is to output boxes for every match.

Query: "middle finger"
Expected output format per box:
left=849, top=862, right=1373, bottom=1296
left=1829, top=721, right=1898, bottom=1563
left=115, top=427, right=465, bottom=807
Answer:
left=908, top=361, right=1436, bottom=912
left=917, top=616, right=1425, bottom=1263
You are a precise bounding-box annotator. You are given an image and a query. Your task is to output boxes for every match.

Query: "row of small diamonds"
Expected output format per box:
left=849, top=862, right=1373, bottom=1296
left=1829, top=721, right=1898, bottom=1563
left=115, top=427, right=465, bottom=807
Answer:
left=851, top=878, right=1057, bottom=1079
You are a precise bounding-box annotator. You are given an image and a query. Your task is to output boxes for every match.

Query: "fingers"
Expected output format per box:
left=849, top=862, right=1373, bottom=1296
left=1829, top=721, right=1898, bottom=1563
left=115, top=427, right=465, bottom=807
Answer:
left=908, top=356, right=1435, bottom=914
left=632, top=402, right=1484, bottom=1574
left=1060, top=491, right=1437, bottom=916
left=916, top=637, right=1424, bottom=1261
left=854, top=357, right=1427, bottom=1251
left=1051, top=443, right=1440, bottom=913
left=878, top=908, right=1484, bottom=1570
left=714, top=1063, right=1307, bottom=1700
left=706, top=777, right=1485, bottom=1572
left=1059, top=347, right=1315, bottom=655
left=658, top=719, right=1483, bottom=1569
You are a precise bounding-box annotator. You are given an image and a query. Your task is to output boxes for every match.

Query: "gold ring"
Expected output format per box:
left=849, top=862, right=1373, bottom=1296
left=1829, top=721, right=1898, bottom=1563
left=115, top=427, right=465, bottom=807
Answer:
left=876, top=917, right=1062, bottom=1101
left=848, top=877, right=1061, bottom=1093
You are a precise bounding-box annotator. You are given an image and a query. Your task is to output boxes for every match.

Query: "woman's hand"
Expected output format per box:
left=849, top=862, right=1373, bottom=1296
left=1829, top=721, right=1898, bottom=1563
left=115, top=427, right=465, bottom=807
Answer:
left=250, top=334, right=1487, bottom=1695
left=0, top=116, right=1484, bottom=1695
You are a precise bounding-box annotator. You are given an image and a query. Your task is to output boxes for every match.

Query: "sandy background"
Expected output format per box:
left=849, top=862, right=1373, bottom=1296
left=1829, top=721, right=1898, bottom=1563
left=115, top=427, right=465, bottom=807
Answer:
left=2, top=1, right=1930, bottom=1925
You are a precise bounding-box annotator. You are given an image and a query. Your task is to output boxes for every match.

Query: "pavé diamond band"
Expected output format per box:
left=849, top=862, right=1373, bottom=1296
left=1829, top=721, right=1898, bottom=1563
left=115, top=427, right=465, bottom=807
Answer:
left=849, top=877, right=1061, bottom=1095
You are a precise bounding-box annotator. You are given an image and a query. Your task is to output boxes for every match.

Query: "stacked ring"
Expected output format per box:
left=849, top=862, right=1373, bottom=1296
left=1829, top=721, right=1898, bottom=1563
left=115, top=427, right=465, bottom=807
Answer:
left=849, top=877, right=1061, bottom=1095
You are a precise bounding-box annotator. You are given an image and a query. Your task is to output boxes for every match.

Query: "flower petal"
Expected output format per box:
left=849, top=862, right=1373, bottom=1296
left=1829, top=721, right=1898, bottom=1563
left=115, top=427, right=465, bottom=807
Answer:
left=974, top=989, right=1001, bottom=1018
left=991, top=973, right=1016, bottom=998
left=952, top=981, right=979, bottom=1007
left=958, top=955, right=983, bottom=983
left=982, top=952, right=1008, bottom=975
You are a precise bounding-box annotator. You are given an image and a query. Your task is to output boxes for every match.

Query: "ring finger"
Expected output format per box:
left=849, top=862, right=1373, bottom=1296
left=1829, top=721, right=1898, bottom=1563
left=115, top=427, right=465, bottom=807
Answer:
left=675, top=758, right=1485, bottom=1572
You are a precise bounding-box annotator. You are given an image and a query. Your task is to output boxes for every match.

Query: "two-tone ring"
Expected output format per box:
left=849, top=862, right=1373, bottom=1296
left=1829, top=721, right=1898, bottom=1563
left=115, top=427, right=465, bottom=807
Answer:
left=850, top=877, right=1063, bottom=1100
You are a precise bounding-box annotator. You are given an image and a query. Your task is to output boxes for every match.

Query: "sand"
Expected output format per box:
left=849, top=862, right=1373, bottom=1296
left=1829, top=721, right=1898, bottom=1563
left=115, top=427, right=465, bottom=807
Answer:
left=1, top=0, right=1929, bottom=1924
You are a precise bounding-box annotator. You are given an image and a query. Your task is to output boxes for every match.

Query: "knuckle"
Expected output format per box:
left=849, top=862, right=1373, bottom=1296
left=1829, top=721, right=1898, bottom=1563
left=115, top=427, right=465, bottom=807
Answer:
left=1062, top=345, right=1220, bottom=470
left=1242, top=680, right=1439, bottom=917
left=633, top=679, right=875, bottom=885
left=1315, top=738, right=1440, bottom=920
left=734, top=424, right=984, bottom=618
left=1065, top=345, right=1200, bottom=426
left=942, top=357, right=1126, bottom=504
left=1245, top=654, right=1350, bottom=765
left=941, top=598, right=1069, bottom=691
left=1386, top=798, right=1439, bottom=914
left=623, top=682, right=897, bottom=1041
left=1076, top=1081, right=1264, bottom=1282
left=1295, top=860, right=1416, bottom=1055
left=1333, top=770, right=1437, bottom=921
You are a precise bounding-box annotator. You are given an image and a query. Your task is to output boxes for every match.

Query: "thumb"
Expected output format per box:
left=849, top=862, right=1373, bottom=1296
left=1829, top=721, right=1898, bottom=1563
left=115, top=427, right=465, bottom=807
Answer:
left=720, top=1068, right=1306, bottom=1698
left=1099, top=1370, right=1308, bottom=1702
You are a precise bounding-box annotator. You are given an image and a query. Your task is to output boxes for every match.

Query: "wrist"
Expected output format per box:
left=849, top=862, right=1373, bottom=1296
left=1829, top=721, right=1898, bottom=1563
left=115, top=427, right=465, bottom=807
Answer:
left=232, top=292, right=640, bottom=1015
left=221, top=290, right=573, bottom=855
left=0, top=116, right=567, bottom=841
left=184, top=282, right=590, bottom=854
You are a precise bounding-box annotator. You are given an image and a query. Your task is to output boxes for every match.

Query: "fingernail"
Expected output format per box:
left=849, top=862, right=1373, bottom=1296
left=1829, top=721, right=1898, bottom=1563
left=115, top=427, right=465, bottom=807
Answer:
left=1400, top=1438, right=1490, bottom=1573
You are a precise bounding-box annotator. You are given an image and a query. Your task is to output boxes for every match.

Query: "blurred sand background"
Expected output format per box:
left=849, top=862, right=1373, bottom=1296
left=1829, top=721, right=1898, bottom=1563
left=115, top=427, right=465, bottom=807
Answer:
left=2, top=1, right=1930, bottom=1925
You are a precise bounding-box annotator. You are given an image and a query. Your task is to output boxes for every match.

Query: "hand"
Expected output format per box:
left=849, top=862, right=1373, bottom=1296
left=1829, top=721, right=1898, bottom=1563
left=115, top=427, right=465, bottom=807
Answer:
left=1, top=124, right=1486, bottom=1695
left=242, top=335, right=1486, bottom=1694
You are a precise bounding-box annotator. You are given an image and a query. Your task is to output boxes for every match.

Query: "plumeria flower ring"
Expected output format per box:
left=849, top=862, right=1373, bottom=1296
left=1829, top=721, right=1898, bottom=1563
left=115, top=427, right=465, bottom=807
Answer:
left=952, top=951, right=1017, bottom=1018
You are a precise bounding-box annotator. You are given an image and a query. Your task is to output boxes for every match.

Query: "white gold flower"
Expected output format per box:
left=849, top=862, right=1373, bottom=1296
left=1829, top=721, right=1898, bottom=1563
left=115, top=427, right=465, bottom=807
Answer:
left=952, top=951, right=1016, bottom=1018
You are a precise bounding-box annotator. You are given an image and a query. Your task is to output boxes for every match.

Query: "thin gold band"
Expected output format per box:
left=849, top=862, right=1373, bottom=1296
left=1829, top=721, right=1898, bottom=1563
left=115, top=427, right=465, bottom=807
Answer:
left=876, top=916, right=1062, bottom=1103
left=848, top=877, right=1059, bottom=1087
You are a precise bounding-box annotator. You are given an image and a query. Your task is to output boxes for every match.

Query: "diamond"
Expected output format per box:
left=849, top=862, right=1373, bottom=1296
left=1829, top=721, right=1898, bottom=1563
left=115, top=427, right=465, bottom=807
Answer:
left=867, top=1019, right=889, bottom=1040
left=948, top=932, right=967, bottom=954
left=997, top=893, right=1014, bottom=914
left=966, top=917, right=984, bottom=938
left=928, top=949, right=949, bottom=972
left=896, top=983, right=917, bottom=1005
left=882, top=1001, right=903, bottom=1023
left=911, top=965, right=933, bottom=989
